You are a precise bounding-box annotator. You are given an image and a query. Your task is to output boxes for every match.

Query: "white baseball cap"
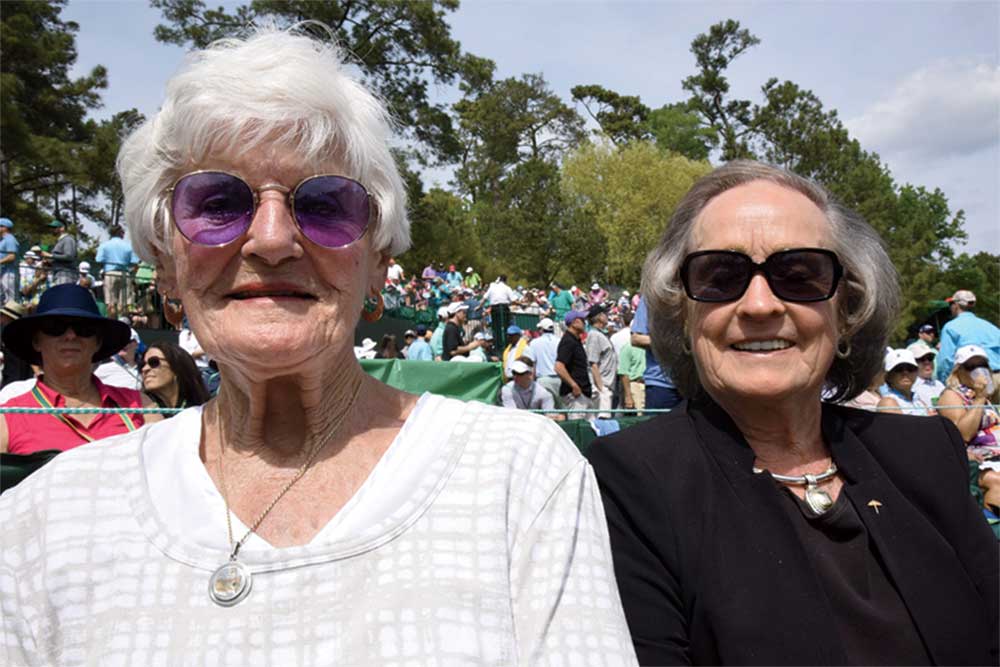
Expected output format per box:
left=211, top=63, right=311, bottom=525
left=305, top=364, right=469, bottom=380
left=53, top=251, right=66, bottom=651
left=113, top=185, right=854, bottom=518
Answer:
left=510, top=360, right=531, bottom=375
left=954, top=344, right=989, bottom=367
left=906, top=340, right=936, bottom=360
left=437, top=306, right=449, bottom=319
left=447, top=302, right=469, bottom=315
left=537, top=317, right=554, bottom=331
left=884, top=348, right=918, bottom=372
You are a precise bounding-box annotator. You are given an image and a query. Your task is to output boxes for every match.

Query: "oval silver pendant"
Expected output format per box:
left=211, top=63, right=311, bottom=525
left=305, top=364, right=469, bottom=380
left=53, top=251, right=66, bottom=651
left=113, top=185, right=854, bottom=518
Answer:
left=805, top=486, right=834, bottom=514
left=208, top=559, right=253, bottom=607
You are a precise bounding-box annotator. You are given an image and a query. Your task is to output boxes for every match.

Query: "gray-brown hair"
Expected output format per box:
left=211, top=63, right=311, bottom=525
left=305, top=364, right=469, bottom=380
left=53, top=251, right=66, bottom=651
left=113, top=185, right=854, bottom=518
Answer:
left=641, top=160, right=899, bottom=402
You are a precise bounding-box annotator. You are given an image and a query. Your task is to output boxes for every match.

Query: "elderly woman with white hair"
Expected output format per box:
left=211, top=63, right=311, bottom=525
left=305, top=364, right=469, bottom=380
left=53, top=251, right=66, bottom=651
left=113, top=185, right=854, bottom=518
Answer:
left=588, top=161, right=997, bottom=665
left=0, top=29, right=634, bottom=665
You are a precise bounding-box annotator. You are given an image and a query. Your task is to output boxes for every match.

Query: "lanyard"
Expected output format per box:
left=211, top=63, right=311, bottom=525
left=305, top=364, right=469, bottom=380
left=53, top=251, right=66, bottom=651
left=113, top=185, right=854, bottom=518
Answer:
left=31, top=385, right=137, bottom=443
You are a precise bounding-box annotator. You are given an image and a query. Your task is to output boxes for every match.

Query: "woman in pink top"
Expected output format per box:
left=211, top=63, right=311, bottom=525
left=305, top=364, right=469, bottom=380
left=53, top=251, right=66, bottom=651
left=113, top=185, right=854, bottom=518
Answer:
left=0, top=284, right=161, bottom=454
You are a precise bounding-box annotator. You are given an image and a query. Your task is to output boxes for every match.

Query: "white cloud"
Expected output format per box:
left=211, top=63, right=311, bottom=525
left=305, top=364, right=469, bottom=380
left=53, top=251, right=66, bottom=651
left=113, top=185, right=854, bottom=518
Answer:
left=846, top=58, right=1000, bottom=160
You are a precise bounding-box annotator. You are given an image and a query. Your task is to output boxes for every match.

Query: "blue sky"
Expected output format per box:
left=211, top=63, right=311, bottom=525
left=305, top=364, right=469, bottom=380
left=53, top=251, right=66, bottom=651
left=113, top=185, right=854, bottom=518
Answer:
left=63, top=0, right=998, bottom=255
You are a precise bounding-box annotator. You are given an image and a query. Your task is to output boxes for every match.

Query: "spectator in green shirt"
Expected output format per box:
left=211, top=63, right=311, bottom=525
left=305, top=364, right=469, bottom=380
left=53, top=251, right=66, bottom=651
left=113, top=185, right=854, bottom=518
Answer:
left=618, top=341, right=646, bottom=413
left=548, top=283, right=574, bottom=327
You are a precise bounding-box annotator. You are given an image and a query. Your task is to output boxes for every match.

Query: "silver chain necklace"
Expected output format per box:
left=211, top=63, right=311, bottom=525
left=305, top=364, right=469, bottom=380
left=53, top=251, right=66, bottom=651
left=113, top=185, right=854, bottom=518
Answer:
left=753, top=461, right=838, bottom=514
left=207, top=377, right=364, bottom=607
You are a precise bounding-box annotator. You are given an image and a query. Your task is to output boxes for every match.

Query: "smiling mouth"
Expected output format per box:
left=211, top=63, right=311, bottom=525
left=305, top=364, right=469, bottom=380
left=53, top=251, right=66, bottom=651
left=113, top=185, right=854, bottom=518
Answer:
left=227, top=290, right=316, bottom=301
left=731, top=339, right=793, bottom=352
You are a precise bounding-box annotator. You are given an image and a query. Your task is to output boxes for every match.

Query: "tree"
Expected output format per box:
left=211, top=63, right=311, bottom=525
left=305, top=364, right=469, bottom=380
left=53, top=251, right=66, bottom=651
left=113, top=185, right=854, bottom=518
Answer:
left=681, top=19, right=759, bottom=160
left=150, top=0, right=494, bottom=164
left=1, top=0, right=107, bottom=239
left=561, top=141, right=712, bottom=287
left=570, top=84, right=650, bottom=145
left=400, top=187, right=485, bottom=277
left=76, top=110, right=146, bottom=229
left=454, top=73, right=585, bottom=203
left=647, top=102, right=718, bottom=161
left=472, top=159, right=604, bottom=286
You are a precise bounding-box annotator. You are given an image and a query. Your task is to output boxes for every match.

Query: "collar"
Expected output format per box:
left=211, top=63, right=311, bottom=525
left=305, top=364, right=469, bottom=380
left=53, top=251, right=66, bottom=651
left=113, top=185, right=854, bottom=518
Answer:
left=36, top=374, right=118, bottom=408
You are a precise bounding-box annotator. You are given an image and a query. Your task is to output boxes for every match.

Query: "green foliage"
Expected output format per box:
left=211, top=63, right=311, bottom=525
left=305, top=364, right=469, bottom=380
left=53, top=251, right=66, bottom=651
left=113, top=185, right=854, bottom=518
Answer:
left=471, top=159, right=604, bottom=287
left=0, top=0, right=108, bottom=242
left=561, top=141, right=712, bottom=288
left=454, top=73, right=585, bottom=202
left=399, top=187, right=485, bottom=276
left=647, top=102, right=718, bottom=161
left=570, top=84, right=650, bottom=145
left=150, top=0, right=494, bottom=164
left=937, top=253, right=1000, bottom=327
left=681, top=19, right=759, bottom=160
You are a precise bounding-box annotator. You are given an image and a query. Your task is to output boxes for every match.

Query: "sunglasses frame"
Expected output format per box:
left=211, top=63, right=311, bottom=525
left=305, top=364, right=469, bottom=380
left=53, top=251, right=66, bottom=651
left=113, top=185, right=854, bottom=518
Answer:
left=141, top=356, right=167, bottom=371
left=165, top=169, right=377, bottom=249
left=38, top=318, right=100, bottom=339
left=680, top=247, right=844, bottom=303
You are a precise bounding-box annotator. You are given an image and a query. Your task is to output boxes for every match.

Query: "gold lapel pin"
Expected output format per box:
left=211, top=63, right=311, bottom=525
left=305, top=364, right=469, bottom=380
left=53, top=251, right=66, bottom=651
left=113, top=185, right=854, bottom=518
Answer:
left=867, top=499, right=883, bottom=515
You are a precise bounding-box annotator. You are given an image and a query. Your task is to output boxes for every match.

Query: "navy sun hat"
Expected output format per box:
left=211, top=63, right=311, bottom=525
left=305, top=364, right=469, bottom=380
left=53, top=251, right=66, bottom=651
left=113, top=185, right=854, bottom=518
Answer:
left=2, top=284, right=131, bottom=365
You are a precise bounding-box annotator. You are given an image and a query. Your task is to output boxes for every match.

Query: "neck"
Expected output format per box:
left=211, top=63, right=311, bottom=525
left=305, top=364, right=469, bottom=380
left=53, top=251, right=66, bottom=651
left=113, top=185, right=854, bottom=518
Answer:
left=893, top=387, right=914, bottom=400
left=157, top=380, right=180, bottom=409
left=42, top=367, right=97, bottom=401
left=211, top=361, right=369, bottom=463
left=712, top=392, right=829, bottom=474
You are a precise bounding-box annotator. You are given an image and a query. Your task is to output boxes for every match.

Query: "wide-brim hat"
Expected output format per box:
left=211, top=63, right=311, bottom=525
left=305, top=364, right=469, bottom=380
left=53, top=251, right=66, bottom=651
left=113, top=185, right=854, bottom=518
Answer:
left=2, top=284, right=131, bottom=364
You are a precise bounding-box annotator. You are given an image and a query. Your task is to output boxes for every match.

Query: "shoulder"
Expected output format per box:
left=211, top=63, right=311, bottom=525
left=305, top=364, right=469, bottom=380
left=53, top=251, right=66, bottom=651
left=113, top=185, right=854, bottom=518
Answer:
left=828, top=402, right=964, bottom=464
left=432, top=395, right=584, bottom=477
left=587, top=408, right=703, bottom=484
left=0, top=427, right=146, bottom=536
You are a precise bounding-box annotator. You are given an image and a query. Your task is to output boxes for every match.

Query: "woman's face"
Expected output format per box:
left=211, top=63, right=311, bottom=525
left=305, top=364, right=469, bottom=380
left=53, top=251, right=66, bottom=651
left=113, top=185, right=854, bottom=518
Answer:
left=32, top=321, right=101, bottom=374
left=887, top=366, right=918, bottom=394
left=158, top=146, right=388, bottom=376
left=142, top=347, right=176, bottom=394
left=687, top=181, right=841, bottom=405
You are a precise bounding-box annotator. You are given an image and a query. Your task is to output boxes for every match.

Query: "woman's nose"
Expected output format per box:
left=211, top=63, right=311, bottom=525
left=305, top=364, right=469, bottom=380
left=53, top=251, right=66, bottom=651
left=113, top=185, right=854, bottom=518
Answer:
left=240, top=190, right=304, bottom=265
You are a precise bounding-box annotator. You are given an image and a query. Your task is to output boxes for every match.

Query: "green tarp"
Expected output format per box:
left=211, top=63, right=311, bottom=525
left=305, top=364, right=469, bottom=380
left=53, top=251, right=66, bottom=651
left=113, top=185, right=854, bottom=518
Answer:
left=361, top=358, right=503, bottom=404
left=557, top=415, right=654, bottom=455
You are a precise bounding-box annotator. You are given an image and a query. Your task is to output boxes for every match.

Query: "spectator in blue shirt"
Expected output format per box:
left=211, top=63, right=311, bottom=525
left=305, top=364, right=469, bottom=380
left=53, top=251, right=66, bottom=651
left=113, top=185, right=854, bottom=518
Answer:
left=406, top=324, right=433, bottom=361
left=631, top=296, right=683, bottom=409
left=936, top=289, right=1000, bottom=385
left=95, top=227, right=140, bottom=319
left=0, top=218, right=19, bottom=304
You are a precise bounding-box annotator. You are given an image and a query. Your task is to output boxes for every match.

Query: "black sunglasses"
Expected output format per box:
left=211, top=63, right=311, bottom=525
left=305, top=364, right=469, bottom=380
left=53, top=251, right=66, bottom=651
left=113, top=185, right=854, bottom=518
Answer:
left=963, top=360, right=989, bottom=372
left=141, top=356, right=167, bottom=371
left=38, top=318, right=99, bottom=338
left=680, top=248, right=843, bottom=303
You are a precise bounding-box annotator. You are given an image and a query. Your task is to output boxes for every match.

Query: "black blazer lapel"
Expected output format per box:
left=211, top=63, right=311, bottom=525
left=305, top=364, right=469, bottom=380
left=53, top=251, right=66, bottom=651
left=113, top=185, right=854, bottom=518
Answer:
left=826, top=410, right=992, bottom=665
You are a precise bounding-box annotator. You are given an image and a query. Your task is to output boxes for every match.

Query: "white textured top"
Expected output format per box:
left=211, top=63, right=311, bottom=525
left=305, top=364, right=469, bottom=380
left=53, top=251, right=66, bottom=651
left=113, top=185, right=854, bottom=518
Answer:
left=0, top=393, right=636, bottom=666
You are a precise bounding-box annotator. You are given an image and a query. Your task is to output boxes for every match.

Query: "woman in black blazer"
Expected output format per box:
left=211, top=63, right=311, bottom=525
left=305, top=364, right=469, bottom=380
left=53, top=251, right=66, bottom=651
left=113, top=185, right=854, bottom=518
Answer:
left=588, top=161, right=998, bottom=665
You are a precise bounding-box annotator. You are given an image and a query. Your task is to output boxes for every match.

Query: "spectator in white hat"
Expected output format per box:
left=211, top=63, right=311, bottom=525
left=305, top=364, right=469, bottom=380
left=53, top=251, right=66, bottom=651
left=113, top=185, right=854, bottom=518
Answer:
left=442, top=302, right=480, bottom=361
left=588, top=282, right=607, bottom=307
left=877, top=349, right=933, bottom=416
left=529, top=317, right=561, bottom=402
left=937, top=344, right=1000, bottom=459
left=936, top=289, right=1000, bottom=385
left=429, top=305, right=449, bottom=360
left=907, top=340, right=946, bottom=407
left=500, top=357, right=562, bottom=420
left=95, top=327, right=143, bottom=390
left=467, top=331, right=490, bottom=362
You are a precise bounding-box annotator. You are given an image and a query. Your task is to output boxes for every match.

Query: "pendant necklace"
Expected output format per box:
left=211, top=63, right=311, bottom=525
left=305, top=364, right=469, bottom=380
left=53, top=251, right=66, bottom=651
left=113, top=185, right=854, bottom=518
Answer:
left=208, top=377, right=364, bottom=607
left=753, top=461, right=838, bottom=514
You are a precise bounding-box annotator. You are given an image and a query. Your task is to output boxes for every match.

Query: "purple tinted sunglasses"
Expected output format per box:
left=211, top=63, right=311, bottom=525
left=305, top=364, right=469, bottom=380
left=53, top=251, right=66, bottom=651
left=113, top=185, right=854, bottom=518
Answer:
left=167, top=170, right=374, bottom=248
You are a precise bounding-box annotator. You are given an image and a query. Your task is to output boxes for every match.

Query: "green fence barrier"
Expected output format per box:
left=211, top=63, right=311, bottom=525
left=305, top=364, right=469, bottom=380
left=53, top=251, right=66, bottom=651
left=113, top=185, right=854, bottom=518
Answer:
left=556, top=415, right=654, bottom=455
left=360, top=358, right=503, bottom=404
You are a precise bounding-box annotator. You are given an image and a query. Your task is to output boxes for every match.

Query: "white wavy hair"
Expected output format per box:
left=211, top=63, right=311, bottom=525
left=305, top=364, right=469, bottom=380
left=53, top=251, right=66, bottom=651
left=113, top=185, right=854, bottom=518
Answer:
left=116, top=26, right=410, bottom=263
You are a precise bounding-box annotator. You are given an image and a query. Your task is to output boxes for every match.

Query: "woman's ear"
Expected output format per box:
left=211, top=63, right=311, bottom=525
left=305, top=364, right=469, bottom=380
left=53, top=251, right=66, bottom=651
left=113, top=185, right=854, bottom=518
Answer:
left=368, top=251, right=390, bottom=296
left=154, top=249, right=178, bottom=298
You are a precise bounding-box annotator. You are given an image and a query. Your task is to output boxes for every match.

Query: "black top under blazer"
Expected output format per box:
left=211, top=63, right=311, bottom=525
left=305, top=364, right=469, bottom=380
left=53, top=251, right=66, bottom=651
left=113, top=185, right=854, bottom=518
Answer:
left=587, top=399, right=999, bottom=666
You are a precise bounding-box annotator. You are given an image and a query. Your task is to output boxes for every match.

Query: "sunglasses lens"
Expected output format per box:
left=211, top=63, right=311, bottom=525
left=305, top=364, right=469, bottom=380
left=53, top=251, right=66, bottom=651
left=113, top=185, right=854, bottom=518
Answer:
left=683, top=253, right=750, bottom=302
left=144, top=357, right=162, bottom=370
left=766, top=251, right=839, bottom=301
left=171, top=172, right=254, bottom=246
left=40, top=318, right=97, bottom=338
left=293, top=176, right=370, bottom=248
